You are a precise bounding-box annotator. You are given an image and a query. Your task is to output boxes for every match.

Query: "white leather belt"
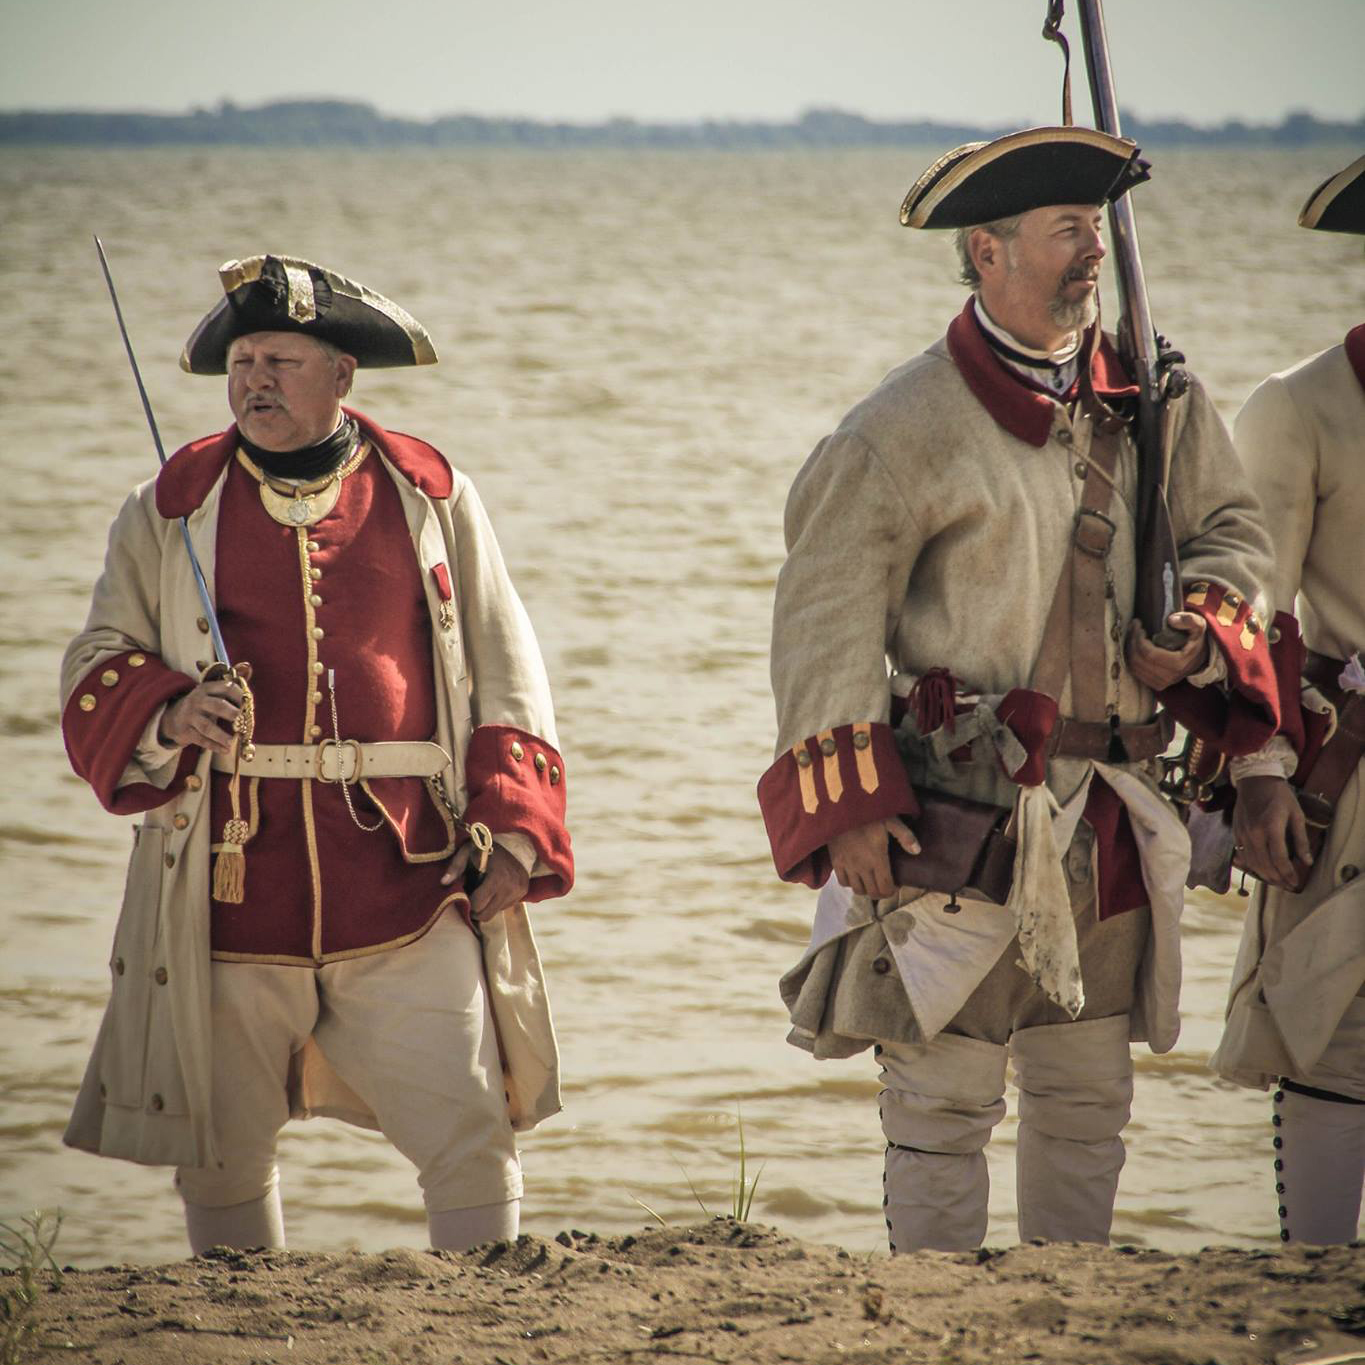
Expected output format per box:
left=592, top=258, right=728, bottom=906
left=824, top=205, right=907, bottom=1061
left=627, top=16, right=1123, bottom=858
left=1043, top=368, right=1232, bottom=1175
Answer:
left=211, top=740, right=450, bottom=784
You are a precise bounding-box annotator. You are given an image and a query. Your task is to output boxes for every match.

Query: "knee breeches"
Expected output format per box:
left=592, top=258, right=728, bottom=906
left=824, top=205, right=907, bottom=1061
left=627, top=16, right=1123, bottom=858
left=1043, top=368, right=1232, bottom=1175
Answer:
left=175, top=909, right=521, bottom=1214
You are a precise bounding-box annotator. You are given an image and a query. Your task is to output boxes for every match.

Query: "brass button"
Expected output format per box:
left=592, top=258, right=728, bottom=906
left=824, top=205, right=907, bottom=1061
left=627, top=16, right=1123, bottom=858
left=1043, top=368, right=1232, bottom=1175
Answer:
left=309, top=725, right=322, bottom=739
left=313, top=661, right=325, bottom=675
left=196, top=617, right=210, bottom=634
left=128, top=653, right=147, bottom=667
left=150, top=1093, right=164, bottom=1112
left=154, top=967, right=168, bottom=985
left=1343, top=865, right=1360, bottom=883
left=795, top=749, right=812, bottom=768
left=311, top=627, right=324, bottom=640
left=510, top=741, right=524, bottom=761
left=535, top=753, right=548, bottom=773
left=1074, top=462, right=1087, bottom=478
left=852, top=731, right=870, bottom=751
left=114, top=956, right=125, bottom=975
left=164, top=853, right=175, bottom=869
left=819, top=737, right=837, bottom=757
left=101, top=669, right=119, bottom=687
left=549, top=765, right=561, bottom=785
left=79, top=693, right=97, bottom=712
left=310, top=567, right=322, bottom=581
left=1056, top=428, right=1073, bottom=444
left=872, top=957, right=891, bottom=976
left=173, top=814, right=189, bottom=830
left=310, top=594, right=323, bottom=607
left=184, top=774, right=202, bottom=792
left=306, top=540, right=320, bottom=553
left=311, top=691, right=323, bottom=704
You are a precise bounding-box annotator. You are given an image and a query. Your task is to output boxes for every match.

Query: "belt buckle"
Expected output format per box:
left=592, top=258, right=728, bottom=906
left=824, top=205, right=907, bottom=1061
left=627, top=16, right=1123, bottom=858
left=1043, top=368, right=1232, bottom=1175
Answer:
left=1073, top=507, right=1116, bottom=558
left=315, top=738, right=362, bottom=784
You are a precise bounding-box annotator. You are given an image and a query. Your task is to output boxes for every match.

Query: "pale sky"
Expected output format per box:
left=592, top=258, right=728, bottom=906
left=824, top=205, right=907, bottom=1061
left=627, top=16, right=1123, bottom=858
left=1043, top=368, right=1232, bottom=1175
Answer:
left=1, top=0, right=1361, bottom=126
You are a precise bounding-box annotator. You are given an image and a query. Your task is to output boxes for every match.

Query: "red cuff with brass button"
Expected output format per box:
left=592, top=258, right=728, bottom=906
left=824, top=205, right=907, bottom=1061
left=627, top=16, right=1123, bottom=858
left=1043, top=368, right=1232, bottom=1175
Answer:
left=460, top=723, right=573, bottom=900
left=61, top=651, right=199, bottom=814
left=1157, top=581, right=1279, bottom=757
left=758, top=721, right=919, bottom=888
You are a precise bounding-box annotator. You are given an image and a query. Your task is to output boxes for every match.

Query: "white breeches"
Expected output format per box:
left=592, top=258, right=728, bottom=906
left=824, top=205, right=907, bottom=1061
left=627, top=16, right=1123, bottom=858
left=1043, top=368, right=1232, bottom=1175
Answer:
left=176, top=908, right=521, bottom=1250
left=880, top=1014, right=1133, bottom=1251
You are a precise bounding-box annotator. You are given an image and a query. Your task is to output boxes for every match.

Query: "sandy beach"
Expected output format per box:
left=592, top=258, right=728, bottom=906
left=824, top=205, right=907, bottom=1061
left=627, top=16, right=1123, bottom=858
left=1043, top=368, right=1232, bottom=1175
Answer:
left=13, top=1219, right=1365, bottom=1364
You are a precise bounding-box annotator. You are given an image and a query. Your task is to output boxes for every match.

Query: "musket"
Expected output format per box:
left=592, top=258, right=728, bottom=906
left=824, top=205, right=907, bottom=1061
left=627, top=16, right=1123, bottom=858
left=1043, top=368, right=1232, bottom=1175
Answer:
left=1043, top=0, right=1190, bottom=651
left=94, top=236, right=233, bottom=671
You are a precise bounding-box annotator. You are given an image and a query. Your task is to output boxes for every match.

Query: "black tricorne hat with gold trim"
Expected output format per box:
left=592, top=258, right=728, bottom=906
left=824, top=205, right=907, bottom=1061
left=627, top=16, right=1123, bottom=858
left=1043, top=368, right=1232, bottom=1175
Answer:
left=900, top=126, right=1150, bottom=229
left=1298, top=154, right=1365, bottom=235
left=180, top=255, right=438, bottom=374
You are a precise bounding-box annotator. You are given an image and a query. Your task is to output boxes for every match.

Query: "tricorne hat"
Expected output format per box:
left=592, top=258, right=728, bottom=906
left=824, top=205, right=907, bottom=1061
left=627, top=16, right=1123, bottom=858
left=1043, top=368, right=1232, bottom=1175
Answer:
left=900, top=126, right=1150, bottom=229
left=180, top=255, right=438, bottom=374
left=1298, top=154, right=1365, bottom=235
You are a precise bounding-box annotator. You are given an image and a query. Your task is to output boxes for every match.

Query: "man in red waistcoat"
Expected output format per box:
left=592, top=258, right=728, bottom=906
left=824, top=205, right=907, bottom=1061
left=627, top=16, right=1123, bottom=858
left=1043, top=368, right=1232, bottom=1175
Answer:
left=61, top=255, right=572, bottom=1254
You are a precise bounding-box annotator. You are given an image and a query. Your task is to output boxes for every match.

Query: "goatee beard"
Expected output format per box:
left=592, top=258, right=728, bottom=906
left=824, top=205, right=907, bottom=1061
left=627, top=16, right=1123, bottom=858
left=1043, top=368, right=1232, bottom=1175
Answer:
left=1048, top=287, right=1098, bottom=333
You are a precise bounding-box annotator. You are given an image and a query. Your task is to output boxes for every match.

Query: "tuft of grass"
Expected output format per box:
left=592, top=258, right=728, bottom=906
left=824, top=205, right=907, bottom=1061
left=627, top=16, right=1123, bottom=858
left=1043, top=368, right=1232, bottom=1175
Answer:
left=730, top=1105, right=765, bottom=1223
left=630, top=1106, right=766, bottom=1228
left=1, top=1210, right=64, bottom=1365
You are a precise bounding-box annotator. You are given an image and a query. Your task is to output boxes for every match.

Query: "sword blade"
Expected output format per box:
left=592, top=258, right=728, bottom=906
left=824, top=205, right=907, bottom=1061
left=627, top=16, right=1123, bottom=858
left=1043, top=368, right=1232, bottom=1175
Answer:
left=94, top=236, right=232, bottom=669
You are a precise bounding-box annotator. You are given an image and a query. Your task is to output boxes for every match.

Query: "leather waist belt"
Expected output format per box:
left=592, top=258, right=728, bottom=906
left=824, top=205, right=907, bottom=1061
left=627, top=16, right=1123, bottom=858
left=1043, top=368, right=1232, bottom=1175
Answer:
left=1304, top=649, right=1348, bottom=697
left=211, top=740, right=450, bottom=784
left=1049, top=712, right=1174, bottom=763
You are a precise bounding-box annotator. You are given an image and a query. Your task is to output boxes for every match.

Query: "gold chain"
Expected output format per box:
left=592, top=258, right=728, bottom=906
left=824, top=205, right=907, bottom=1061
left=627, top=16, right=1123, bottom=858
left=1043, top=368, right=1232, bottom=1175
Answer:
left=326, top=669, right=384, bottom=833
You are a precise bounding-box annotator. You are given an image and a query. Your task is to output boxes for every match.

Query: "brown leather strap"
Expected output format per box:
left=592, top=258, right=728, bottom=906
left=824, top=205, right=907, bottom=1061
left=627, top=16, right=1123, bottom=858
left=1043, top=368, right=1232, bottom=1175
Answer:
left=1304, top=649, right=1347, bottom=694
left=1050, top=712, right=1174, bottom=762
left=1298, top=690, right=1365, bottom=828
left=1031, top=425, right=1121, bottom=716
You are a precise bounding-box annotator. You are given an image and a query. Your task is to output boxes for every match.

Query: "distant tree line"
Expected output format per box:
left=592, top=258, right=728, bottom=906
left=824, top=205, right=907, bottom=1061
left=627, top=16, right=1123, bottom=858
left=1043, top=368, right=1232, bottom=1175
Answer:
left=1, top=100, right=1360, bottom=148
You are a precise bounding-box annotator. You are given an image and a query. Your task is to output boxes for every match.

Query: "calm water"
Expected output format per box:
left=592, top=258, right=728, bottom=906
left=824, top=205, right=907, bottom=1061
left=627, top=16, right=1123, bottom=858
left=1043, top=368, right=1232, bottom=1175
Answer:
left=0, top=146, right=1361, bottom=1266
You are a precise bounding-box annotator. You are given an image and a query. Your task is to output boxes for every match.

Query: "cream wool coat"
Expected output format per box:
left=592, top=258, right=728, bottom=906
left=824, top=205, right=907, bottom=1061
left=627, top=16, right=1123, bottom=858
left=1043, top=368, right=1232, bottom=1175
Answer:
left=62, top=451, right=561, bottom=1170
left=774, top=330, right=1274, bottom=1057
left=1213, top=342, right=1365, bottom=1096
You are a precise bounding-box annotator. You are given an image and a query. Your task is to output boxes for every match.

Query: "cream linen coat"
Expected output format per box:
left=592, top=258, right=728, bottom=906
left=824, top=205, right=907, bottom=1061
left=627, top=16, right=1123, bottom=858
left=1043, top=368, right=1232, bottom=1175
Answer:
left=774, top=330, right=1274, bottom=1057
left=61, top=450, right=562, bottom=1170
left=1213, top=342, right=1365, bottom=1096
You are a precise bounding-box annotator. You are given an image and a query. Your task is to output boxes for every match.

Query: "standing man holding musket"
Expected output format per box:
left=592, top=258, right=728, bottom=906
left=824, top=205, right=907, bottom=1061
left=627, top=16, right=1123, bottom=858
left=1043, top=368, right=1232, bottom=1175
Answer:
left=1211, top=155, right=1365, bottom=1245
left=61, top=254, right=573, bottom=1254
left=760, top=118, right=1279, bottom=1250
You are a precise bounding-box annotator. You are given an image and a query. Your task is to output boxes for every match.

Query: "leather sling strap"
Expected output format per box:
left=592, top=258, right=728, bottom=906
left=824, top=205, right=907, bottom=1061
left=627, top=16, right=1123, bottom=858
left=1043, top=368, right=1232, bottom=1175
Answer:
left=1297, top=649, right=1365, bottom=829
left=1030, top=424, right=1121, bottom=719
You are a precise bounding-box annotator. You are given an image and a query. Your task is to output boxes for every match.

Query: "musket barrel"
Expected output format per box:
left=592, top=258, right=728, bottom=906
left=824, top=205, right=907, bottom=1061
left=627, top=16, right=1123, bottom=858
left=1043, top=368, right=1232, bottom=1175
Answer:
left=1074, top=0, right=1158, bottom=390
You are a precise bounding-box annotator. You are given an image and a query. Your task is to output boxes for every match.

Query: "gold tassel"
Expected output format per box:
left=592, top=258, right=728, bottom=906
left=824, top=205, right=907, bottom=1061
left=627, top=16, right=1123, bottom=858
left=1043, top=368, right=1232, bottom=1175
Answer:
left=211, top=667, right=256, bottom=905
left=212, top=819, right=249, bottom=903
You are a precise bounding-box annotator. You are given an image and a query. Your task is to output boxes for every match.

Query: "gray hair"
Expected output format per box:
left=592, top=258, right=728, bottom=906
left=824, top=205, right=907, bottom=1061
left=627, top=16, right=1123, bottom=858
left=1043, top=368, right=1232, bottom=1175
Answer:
left=954, top=214, right=1024, bottom=288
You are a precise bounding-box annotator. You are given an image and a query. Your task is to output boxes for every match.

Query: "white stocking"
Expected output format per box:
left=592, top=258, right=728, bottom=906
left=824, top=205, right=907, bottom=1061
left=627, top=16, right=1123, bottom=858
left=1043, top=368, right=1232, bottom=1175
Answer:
left=427, top=1198, right=520, bottom=1251
left=183, top=1188, right=285, bottom=1255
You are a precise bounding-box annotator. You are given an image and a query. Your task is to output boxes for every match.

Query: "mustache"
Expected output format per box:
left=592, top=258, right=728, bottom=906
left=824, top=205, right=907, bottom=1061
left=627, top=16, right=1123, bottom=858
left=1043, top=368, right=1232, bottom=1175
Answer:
left=1061, top=264, right=1100, bottom=286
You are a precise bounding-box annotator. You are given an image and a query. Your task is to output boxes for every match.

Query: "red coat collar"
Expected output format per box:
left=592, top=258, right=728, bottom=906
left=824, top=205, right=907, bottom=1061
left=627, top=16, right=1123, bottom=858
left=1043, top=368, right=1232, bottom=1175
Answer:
left=155, top=406, right=453, bottom=518
left=1346, top=323, right=1365, bottom=396
left=945, top=296, right=1139, bottom=447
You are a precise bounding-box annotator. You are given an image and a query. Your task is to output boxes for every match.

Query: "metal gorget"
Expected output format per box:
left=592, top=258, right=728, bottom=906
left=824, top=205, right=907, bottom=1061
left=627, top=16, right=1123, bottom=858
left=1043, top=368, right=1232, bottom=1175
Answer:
left=236, top=440, right=369, bottom=527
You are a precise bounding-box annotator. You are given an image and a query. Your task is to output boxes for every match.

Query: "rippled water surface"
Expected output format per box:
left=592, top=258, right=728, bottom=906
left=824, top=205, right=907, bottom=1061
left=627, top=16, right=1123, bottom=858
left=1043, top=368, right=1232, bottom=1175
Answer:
left=1, top=146, right=1360, bottom=1265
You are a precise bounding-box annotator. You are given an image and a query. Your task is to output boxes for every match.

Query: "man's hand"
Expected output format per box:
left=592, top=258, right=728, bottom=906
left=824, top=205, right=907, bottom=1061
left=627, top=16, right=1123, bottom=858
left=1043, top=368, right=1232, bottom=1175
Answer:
left=442, top=841, right=530, bottom=923
left=158, top=678, right=243, bottom=754
left=829, top=817, right=920, bottom=900
left=1234, top=774, right=1313, bottom=890
left=1125, top=611, right=1210, bottom=691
